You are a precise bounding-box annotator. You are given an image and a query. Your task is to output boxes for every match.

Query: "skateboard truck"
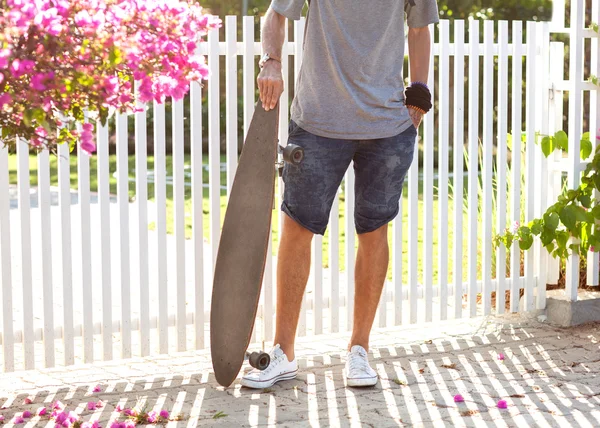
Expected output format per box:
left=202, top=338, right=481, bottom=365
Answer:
left=245, top=351, right=270, bottom=370
left=277, top=143, right=304, bottom=177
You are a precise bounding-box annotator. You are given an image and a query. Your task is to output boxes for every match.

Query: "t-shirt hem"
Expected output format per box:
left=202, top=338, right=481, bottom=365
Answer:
left=291, top=117, right=415, bottom=141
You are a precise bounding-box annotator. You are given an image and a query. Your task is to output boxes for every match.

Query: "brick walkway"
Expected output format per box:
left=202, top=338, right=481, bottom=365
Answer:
left=1, top=315, right=600, bottom=427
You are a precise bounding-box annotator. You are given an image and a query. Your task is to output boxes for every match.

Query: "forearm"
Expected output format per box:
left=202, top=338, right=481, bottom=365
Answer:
left=407, top=26, right=431, bottom=84
left=261, top=7, right=286, bottom=60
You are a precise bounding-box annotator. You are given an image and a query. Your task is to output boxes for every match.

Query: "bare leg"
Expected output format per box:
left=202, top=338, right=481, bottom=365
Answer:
left=273, top=214, right=314, bottom=361
left=349, top=224, right=389, bottom=352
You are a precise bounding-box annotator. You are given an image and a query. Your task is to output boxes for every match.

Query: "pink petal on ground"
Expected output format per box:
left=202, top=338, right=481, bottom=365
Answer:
left=453, top=394, right=464, bottom=402
left=23, top=411, right=32, bottom=418
left=498, top=353, right=505, bottom=361
left=95, top=401, right=103, bottom=409
left=38, top=407, right=47, bottom=416
left=14, top=416, right=25, bottom=424
left=93, top=385, right=101, bottom=393
left=115, top=405, right=123, bottom=412
left=53, top=401, right=65, bottom=410
left=0, top=415, right=5, bottom=422
left=87, top=402, right=97, bottom=411
left=497, top=400, right=508, bottom=409
left=23, top=398, right=33, bottom=404
left=159, top=410, right=169, bottom=419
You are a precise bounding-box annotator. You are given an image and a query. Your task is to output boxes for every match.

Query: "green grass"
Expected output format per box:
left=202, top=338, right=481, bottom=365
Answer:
left=8, top=152, right=489, bottom=283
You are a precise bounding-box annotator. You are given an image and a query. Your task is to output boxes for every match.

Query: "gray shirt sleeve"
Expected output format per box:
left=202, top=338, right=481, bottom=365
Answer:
left=270, top=0, right=306, bottom=20
left=406, top=0, right=440, bottom=28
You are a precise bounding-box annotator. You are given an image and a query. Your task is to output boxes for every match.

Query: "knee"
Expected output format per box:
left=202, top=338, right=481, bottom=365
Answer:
left=283, top=213, right=314, bottom=243
left=357, top=223, right=388, bottom=247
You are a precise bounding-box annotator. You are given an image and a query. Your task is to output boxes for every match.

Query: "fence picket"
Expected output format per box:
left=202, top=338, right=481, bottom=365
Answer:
left=116, top=112, right=131, bottom=358
left=97, top=120, right=112, bottom=361
left=565, top=0, right=585, bottom=301
left=226, top=16, right=238, bottom=196
left=523, top=21, right=537, bottom=311
left=153, top=100, right=169, bottom=353
left=438, top=20, right=450, bottom=321
left=78, top=125, right=93, bottom=363
left=587, top=1, right=600, bottom=286
left=510, top=21, right=523, bottom=312
left=208, top=27, right=221, bottom=273
left=423, top=24, right=435, bottom=323
left=191, top=80, right=205, bottom=349
left=173, top=97, right=186, bottom=352
left=345, top=168, right=355, bottom=332
left=330, top=194, right=340, bottom=333
left=453, top=20, right=465, bottom=319
left=467, top=19, right=480, bottom=317
left=135, top=85, right=150, bottom=357
left=482, top=20, right=494, bottom=315
left=0, top=144, right=14, bottom=371
left=496, top=21, right=509, bottom=314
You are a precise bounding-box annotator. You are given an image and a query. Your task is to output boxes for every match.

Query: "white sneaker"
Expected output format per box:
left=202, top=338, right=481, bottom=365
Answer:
left=345, top=345, right=378, bottom=387
left=240, top=344, right=298, bottom=389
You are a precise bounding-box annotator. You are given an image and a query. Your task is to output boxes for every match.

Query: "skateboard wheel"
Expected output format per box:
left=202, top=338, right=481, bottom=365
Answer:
left=248, top=351, right=271, bottom=371
left=282, top=144, right=304, bottom=165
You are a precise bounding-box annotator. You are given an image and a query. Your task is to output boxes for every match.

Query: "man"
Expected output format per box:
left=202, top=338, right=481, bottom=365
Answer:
left=241, top=0, right=439, bottom=389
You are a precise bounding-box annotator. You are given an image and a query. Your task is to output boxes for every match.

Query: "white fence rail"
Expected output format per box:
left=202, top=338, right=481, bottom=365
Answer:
left=0, top=8, right=598, bottom=371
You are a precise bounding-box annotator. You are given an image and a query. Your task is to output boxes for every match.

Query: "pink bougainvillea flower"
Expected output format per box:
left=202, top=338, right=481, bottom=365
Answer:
left=0, top=93, right=12, bottom=109
left=53, top=401, right=64, bottom=410
left=95, top=401, right=103, bottom=409
left=497, top=399, right=508, bottom=409
left=23, top=397, right=33, bottom=404
left=146, top=411, right=158, bottom=423
left=124, top=421, right=135, bottom=428
left=454, top=394, right=464, bottom=402
left=22, top=410, right=32, bottom=418
left=159, top=410, right=169, bottom=419
left=114, top=405, right=123, bottom=413
left=38, top=407, right=47, bottom=416
left=87, top=402, right=97, bottom=411
left=0, top=414, right=5, bottom=422
left=93, top=385, right=101, bottom=393
left=68, top=411, right=79, bottom=423
left=498, top=353, right=505, bottom=361
left=123, top=408, right=134, bottom=417
left=55, top=411, right=68, bottom=424
left=13, top=416, right=25, bottom=424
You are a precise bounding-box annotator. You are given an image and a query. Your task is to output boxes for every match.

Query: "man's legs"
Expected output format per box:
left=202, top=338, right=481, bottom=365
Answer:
left=273, top=214, right=314, bottom=362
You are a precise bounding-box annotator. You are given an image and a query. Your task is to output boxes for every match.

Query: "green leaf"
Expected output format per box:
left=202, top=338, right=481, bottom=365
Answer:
left=555, top=130, right=569, bottom=151
left=578, top=194, right=592, bottom=208
left=109, top=46, right=123, bottom=66
left=541, top=136, right=554, bottom=157
left=545, top=242, right=555, bottom=253
left=581, top=136, right=593, bottom=160
left=540, top=229, right=554, bottom=246
left=543, top=212, right=560, bottom=231
left=519, top=234, right=534, bottom=250
left=556, top=231, right=569, bottom=250
left=530, top=219, right=543, bottom=235
left=592, top=205, right=600, bottom=219
left=594, top=174, right=600, bottom=191
left=559, top=206, right=577, bottom=231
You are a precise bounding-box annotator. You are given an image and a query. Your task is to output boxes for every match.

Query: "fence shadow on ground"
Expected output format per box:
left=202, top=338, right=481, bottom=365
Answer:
left=2, top=321, right=600, bottom=427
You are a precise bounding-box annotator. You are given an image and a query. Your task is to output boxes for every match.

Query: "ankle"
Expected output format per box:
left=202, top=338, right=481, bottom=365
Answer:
left=275, top=342, right=295, bottom=361
left=348, top=339, right=369, bottom=353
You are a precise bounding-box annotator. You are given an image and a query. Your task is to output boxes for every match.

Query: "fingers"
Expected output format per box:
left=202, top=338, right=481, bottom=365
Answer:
left=257, top=66, right=283, bottom=111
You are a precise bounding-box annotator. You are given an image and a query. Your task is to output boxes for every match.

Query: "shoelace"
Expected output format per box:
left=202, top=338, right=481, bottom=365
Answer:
left=348, top=351, right=371, bottom=374
left=264, top=349, right=285, bottom=374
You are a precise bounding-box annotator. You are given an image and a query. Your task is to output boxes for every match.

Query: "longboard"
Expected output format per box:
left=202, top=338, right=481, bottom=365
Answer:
left=210, top=102, right=280, bottom=388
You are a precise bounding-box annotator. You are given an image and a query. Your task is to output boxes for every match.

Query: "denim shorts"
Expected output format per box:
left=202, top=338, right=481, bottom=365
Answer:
left=281, top=120, right=417, bottom=235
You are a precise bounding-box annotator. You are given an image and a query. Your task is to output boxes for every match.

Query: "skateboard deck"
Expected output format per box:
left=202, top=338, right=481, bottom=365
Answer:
left=210, top=102, right=279, bottom=388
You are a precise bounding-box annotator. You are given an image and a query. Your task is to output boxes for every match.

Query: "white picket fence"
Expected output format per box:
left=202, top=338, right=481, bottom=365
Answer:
left=1, top=1, right=598, bottom=372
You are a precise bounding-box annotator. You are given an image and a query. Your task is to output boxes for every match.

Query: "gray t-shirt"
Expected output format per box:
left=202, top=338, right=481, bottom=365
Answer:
left=271, top=0, right=439, bottom=139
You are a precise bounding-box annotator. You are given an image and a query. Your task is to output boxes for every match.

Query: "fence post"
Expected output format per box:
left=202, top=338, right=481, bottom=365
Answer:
left=565, top=0, right=585, bottom=301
